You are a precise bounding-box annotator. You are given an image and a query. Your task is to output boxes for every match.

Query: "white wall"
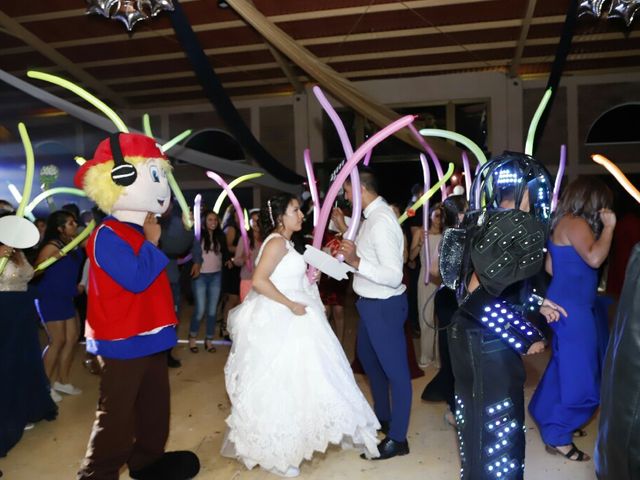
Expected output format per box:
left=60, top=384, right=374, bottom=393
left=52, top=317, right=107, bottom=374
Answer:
left=124, top=69, right=640, bottom=186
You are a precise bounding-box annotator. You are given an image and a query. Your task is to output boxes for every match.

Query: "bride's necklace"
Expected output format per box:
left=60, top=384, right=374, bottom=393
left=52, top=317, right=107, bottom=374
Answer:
left=275, top=229, right=294, bottom=246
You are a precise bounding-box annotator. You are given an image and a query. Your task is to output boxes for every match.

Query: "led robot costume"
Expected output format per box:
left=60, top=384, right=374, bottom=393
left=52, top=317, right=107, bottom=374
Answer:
left=440, top=151, right=552, bottom=480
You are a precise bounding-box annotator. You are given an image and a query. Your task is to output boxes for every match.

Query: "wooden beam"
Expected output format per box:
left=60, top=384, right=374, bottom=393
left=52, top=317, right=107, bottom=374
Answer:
left=29, top=29, right=635, bottom=76
left=509, top=0, right=538, bottom=77
left=14, top=0, right=494, bottom=23
left=0, top=9, right=127, bottom=108
left=0, top=15, right=566, bottom=55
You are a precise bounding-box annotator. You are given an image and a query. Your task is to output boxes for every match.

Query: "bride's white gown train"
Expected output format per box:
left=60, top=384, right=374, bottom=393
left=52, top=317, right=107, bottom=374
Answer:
left=222, top=234, right=380, bottom=473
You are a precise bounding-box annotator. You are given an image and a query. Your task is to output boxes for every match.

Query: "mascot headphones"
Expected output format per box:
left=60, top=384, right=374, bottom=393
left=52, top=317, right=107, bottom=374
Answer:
left=109, top=133, right=137, bottom=187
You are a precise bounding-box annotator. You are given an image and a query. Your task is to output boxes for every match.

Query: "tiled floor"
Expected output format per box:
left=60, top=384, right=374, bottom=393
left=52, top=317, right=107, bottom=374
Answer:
left=0, top=299, right=598, bottom=480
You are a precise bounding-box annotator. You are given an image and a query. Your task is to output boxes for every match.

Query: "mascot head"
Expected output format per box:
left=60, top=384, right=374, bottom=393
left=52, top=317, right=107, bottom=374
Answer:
left=75, top=133, right=172, bottom=215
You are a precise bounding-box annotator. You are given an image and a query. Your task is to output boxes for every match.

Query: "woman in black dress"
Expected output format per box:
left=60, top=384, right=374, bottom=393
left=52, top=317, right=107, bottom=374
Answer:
left=421, top=194, right=468, bottom=425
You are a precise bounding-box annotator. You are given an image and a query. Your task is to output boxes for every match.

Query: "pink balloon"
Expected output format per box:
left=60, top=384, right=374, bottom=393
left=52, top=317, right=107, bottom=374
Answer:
left=408, top=124, right=446, bottom=199
left=194, top=193, right=202, bottom=242
left=310, top=114, right=416, bottom=278
left=551, top=144, right=566, bottom=213
left=462, top=151, right=472, bottom=201
left=363, top=149, right=373, bottom=166
left=312, top=86, right=362, bottom=251
left=303, top=149, right=320, bottom=227
left=205, top=171, right=252, bottom=272
left=177, top=253, right=192, bottom=265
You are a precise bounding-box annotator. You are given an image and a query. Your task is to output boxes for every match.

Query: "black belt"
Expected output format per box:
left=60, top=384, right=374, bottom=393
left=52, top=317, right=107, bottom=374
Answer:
left=356, top=295, right=380, bottom=301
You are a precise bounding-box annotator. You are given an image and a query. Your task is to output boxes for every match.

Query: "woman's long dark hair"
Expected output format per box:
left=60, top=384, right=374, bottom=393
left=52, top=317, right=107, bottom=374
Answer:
left=442, top=194, right=469, bottom=229
left=202, top=212, right=225, bottom=254
left=248, top=210, right=262, bottom=249
left=260, top=193, right=296, bottom=238
left=38, top=210, right=74, bottom=253
left=552, top=176, right=613, bottom=237
left=222, top=204, right=238, bottom=231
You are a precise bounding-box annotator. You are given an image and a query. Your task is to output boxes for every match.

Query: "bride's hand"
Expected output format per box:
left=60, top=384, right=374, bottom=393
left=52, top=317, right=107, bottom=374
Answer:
left=311, top=269, right=321, bottom=283
left=289, top=302, right=307, bottom=316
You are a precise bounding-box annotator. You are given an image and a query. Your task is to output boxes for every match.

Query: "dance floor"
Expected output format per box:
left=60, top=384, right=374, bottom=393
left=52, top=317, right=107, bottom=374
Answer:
left=0, top=299, right=598, bottom=479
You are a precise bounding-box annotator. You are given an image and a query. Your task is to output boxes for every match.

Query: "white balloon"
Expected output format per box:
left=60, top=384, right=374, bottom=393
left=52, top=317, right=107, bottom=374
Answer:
left=303, top=245, right=355, bottom=281
left=0, top=215, right=40, bottom=249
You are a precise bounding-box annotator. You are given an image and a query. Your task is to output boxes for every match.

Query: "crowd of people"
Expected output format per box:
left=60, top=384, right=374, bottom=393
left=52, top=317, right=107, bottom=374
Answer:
left=1, top=149, right=639, bottom=479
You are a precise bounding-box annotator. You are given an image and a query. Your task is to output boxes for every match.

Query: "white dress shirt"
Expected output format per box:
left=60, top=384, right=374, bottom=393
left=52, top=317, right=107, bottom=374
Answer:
left=353, top=196, right=406, bottom=299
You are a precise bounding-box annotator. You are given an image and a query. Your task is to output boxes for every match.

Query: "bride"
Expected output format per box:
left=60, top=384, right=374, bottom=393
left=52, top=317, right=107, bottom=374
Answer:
left=222, top=193, right=380, bottom=477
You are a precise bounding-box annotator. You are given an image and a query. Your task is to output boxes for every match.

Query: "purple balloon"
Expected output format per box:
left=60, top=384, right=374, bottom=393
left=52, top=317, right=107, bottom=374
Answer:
left=408, top=124, right=446, bottom=199
left=312, top=86, right=362, bottom=249
left=462, top=151, right=472, bottom=201
left=194, top=194, right=202, bottom=242
left=310, top=115, right=416, bottom=278
left=551, top=144, right=566, bottom=212
left=303, top=149, right=320, bottom=227
left=419, top=153, right=431, bottom=284
left=206, top=171, right=252, bottom=272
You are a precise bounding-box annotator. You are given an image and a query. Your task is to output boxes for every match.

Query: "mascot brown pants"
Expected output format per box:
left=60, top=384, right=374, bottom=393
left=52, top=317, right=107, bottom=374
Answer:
left=77, top=352, right=170, bottom=480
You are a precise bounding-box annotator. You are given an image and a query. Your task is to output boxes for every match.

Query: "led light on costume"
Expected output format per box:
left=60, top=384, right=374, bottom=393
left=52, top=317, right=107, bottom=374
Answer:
left=447, top=150, right=552, bottom=480
left=467, top=295, right=544, bottom=354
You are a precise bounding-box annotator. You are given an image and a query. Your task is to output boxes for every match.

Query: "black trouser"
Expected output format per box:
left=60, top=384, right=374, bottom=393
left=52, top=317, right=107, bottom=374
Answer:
left=77, top=352, right=170, bottom=480
left=422, top=287, right=457, bottom=413
left=449, top=310, right=526, bottom=480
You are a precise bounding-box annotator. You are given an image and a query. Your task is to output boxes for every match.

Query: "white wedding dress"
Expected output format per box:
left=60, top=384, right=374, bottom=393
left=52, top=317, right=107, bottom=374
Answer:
left=222, top=233, right=380, bottom=473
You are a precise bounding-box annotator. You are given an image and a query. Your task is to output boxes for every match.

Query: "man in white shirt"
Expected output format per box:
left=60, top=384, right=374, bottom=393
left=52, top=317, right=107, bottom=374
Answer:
left=336, top=167, right=412, bottom=460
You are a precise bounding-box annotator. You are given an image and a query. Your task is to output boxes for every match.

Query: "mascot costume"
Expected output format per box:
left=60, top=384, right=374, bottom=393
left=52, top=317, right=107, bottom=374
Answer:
left=75, top=132, right=199, bottom=480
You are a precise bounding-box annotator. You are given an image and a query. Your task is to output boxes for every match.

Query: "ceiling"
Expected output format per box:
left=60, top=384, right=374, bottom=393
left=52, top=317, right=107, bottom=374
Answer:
left=1, top=0, right=639, bottom=111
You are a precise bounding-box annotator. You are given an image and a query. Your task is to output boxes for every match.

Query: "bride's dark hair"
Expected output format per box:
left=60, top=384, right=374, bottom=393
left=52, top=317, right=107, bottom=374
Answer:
left=260, top=193, right=296, bottom=237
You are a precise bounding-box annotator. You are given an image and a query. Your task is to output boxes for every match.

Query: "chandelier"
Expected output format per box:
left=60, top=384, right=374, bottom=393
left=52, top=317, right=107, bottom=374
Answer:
left=579, top=0, right=640, bottom=27
left=85, top=0, right=175, bottom=31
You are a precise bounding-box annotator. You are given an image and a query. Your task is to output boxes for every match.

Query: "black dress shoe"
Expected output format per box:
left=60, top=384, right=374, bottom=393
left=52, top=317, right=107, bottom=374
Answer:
left=130, top=451, right=200, bottom=480
left=361, top=436, right=409, bottom=460
left=167, top=354, right=182, bottom=369
left=377, top=421, right=389, bottom=435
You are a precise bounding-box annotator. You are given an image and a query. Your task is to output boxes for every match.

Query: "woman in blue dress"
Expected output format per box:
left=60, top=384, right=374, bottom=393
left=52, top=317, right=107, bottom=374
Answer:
left=35, top=210, right=85, bottom=403
left=529, top=177, right=615, bottom=461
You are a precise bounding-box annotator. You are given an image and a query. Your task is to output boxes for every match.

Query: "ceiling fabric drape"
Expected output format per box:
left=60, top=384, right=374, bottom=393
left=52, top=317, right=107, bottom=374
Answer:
left=226, top=0, right=461, bottom=162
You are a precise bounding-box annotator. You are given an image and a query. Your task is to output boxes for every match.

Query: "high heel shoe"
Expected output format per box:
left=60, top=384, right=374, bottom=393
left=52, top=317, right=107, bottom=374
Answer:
left=205, top=338, right=216, bottom=353
left=545, top=443, right=591, bottom=461
left=188, top=336, right=199, bottom=353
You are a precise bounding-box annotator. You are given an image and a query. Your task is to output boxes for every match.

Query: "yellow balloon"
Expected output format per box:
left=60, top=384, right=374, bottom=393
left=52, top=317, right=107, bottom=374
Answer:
left=35, top=221, right=96, bottom=272
left=398, top=163, right=455, bottom=225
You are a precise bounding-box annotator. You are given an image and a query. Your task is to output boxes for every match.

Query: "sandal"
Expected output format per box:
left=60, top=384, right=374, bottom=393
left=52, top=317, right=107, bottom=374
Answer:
left=573, top=429, right=587, bottom=438
left=188, top=336, right=199, bottom=353
left=545, top=443, right=591, bottom=461
left=205, top=339, right=216, bottom=353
